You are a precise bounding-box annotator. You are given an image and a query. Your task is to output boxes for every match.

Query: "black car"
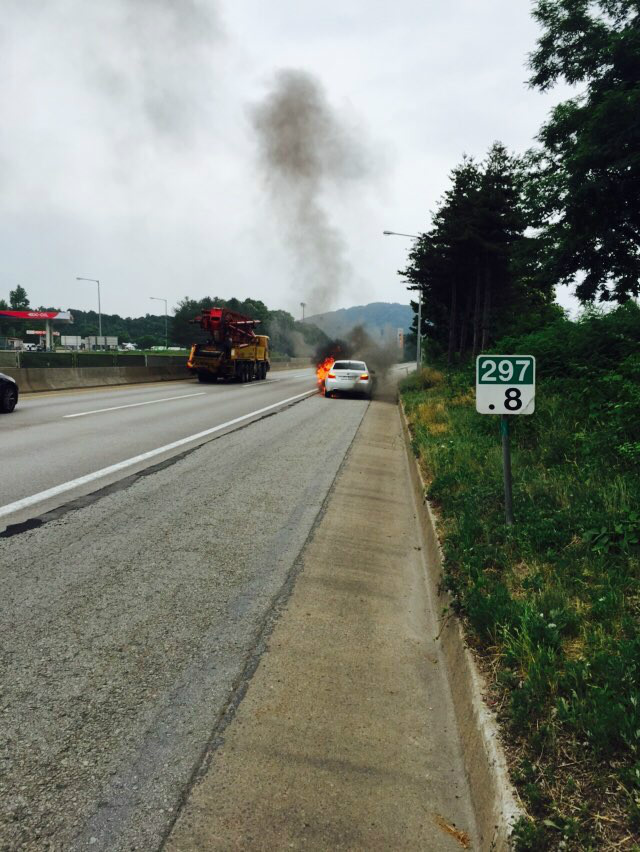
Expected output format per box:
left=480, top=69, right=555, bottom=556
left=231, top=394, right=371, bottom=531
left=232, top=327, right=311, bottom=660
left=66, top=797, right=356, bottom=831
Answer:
left=0, top=372, right=18, bottom=413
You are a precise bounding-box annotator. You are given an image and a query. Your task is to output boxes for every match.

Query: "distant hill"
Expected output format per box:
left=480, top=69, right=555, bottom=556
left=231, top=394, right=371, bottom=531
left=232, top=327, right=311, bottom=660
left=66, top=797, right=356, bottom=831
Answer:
left=306, top=302, right=412, bottom=342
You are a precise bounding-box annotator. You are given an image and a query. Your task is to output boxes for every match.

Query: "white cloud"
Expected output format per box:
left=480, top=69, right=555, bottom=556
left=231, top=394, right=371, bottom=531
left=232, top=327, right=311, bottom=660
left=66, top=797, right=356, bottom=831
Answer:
left=1, top=0, right=576, bottom=319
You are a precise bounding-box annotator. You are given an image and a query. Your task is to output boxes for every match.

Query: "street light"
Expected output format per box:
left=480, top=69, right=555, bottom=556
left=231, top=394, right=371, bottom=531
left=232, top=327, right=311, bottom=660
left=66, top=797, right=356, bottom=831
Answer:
left=383, top=230, right=420, bottom=239
left=150, top=297, right=168, bottom=349
left=300, top=302, right=306, bottom=322
left=76, top=276, right=102, bottom=349
left=383, top=230, right=423, bottom=370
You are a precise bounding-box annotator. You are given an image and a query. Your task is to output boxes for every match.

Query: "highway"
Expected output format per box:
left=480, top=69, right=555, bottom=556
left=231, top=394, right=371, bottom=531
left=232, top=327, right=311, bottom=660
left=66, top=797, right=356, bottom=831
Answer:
left=0, top=367, right=317, bottom=533
left=2, top=363, right=463, bottom=852
left=0, top=370, right=372, bottom=850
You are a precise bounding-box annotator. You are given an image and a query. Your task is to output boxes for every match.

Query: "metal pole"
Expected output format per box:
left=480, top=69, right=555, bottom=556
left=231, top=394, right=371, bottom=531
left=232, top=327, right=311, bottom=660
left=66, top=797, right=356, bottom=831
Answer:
left=76, top=277, right=102, bottom=348
left=382, top=231, right=422, bottom=370
left=501, top=415, right=514, bottom=526
left=164, top=301, right=168, bottom=350
left=416, top=289, right=422, bottom=371
left=151, top=297, right=168, bottom=349
left=97, top=280, right=102, bottom=348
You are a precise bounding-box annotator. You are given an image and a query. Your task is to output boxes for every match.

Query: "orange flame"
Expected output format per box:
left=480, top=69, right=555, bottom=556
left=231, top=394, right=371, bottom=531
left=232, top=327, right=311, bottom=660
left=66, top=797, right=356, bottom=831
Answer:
left=316, top=356, right=335, bottom=388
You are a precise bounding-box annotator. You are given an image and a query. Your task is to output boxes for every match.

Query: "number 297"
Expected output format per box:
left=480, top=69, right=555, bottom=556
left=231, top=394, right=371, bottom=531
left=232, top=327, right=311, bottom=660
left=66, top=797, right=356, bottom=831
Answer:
left=481, top=359, right=530, bottom=383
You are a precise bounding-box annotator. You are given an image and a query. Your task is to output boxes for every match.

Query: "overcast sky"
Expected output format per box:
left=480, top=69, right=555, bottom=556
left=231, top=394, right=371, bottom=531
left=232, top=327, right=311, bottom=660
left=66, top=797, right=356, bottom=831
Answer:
left=1, top=0, right=579, bottom=319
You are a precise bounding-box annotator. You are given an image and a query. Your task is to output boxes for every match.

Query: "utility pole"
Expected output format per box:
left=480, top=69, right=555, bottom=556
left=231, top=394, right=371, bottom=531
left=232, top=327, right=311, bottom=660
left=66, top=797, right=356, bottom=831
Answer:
left=300, top=302, right=306, bottom=322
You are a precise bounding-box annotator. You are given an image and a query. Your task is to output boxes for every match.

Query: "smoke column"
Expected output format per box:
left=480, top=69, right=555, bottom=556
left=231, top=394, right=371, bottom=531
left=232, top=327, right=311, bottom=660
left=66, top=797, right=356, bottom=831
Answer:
left=93, top=0, right=222, bottom=143
left=250, top=70, right=369, bottom=313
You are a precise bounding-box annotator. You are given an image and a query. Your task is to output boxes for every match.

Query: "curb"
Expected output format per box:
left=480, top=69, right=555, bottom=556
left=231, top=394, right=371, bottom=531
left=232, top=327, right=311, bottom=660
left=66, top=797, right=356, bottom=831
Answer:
left=399, top=400, right=523, bottom=851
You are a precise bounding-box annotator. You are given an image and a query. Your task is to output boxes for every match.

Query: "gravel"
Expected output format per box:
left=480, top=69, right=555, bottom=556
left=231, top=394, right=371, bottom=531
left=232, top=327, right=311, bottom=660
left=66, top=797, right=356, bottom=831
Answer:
left=0, top=395, right=367, bottom=851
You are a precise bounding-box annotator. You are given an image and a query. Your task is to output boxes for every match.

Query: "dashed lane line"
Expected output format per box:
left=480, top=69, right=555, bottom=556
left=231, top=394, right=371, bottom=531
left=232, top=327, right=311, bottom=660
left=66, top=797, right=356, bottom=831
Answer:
left=63, top=392, right=206, bottom=418
left=0, top=389, right=317, bottom=520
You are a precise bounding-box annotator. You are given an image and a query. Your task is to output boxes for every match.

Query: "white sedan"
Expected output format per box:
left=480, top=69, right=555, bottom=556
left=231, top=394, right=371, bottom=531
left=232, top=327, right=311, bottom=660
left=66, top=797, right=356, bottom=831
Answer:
left=324, top=360, right=374, bottom=399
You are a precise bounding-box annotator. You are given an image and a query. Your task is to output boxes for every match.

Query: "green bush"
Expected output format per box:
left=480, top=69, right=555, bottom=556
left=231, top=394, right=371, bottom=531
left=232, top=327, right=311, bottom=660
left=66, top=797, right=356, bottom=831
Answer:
left=402, top=305, right=640, bottom=848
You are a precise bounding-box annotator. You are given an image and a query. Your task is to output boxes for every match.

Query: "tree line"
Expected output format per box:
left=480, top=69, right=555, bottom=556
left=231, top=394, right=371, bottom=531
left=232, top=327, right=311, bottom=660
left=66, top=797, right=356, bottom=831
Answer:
left=402, top=0, right=639, bottom=364
left=0, top=286, right=327, bottom=357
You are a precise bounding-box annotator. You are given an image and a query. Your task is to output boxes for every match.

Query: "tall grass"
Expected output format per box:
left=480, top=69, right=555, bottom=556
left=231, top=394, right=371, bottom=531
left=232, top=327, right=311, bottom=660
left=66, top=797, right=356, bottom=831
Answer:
left=401, top=305, right=640, bottom=850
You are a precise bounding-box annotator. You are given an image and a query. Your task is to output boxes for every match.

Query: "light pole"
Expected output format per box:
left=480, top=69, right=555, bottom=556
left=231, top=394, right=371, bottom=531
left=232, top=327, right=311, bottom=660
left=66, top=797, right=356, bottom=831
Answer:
left=150, top=297, right=168, bottom=349
left=383, top=231, right=422, bottom=370
left=76, top=276, right=102, bottom=349
left=300, top=302, right=306, bottom=322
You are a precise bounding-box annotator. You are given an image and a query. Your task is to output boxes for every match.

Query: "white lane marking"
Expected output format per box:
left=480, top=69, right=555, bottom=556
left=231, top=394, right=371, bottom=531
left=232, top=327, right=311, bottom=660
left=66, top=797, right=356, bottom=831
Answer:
left=0, top=389, right=317, bottom=520
left=63, top=392, right=206, bottom=418
left=240, top=375, right=313, bottom=388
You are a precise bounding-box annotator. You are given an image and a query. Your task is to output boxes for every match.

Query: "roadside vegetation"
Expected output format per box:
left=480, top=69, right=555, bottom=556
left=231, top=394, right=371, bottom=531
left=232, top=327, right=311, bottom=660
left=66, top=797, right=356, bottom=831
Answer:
left=398, top=3, right=639, bottom=846
left=402, top=306, right=640, bottom=849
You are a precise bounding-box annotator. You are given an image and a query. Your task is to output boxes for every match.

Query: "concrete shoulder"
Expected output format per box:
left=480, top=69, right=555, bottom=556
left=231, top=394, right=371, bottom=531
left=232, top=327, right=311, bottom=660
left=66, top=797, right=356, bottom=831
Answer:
left=166, top=399, right=479, bottom=851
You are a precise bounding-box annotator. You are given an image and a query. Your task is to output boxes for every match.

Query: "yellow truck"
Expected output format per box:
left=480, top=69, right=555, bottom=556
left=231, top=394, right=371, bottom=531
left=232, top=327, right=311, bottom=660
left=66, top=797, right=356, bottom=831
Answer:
left=187, top=308, right=270, bottom=383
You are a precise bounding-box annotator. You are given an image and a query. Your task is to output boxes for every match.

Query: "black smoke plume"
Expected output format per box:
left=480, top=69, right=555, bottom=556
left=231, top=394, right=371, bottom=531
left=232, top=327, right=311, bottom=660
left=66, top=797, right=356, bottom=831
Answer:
left=250, top=69, right=369, bottom=313
left=314, top=325, right=397, bottom=376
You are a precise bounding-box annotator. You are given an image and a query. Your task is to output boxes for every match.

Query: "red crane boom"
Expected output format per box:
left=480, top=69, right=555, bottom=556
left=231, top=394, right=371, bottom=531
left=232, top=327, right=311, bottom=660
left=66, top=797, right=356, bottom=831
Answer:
left=191, top=308, right=260, bottom=344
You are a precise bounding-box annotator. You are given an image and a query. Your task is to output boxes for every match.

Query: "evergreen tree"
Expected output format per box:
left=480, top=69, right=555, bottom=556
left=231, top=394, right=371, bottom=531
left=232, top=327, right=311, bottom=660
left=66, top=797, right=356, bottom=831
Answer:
left=475, top=142, right=529, bottom=351
left=528, top=0, right=640, bottom=302
left=9, top=285, right=30, bottom=309
left=400, top=144, right=547, bottom=362
left=401, top=158, right=483, bottom=364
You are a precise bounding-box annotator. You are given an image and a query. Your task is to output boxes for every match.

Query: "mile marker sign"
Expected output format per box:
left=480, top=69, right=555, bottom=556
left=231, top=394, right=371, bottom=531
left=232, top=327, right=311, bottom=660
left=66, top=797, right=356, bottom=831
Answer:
left=476, top=355, right=535, bottom=415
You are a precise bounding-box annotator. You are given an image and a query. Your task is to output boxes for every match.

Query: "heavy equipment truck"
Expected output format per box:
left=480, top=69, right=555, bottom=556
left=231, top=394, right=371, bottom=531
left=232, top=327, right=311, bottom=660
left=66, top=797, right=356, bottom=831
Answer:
left=187, top=307, right=270, bottom=383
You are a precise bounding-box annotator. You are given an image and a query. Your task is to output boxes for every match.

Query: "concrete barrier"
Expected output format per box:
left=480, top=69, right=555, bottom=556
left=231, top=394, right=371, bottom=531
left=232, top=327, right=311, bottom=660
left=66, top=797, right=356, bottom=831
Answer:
left=0, top=351, right=19, bottom=370
left=3, top=365, right=192, bottom=393
left=399, top=400, right=522, bottom=851
left=3, top=358, right=312, bottom=394
left=269, top=358, right=311, bottom=371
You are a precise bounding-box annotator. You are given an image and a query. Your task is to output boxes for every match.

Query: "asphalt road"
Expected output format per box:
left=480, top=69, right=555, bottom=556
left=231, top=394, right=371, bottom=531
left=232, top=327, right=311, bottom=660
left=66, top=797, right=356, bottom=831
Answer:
left=0, top=371, right=386, bottom=850
left=0, top=368, right=318, bottom=532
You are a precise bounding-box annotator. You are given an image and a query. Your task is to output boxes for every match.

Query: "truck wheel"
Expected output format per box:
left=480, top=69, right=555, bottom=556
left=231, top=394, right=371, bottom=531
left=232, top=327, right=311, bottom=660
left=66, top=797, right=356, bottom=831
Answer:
left=197, top=371, right=210, bottom=383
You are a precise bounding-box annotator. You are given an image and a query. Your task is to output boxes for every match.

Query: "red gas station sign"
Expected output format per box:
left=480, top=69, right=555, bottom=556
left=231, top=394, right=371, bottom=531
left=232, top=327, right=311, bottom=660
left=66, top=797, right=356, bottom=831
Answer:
left=0, top=310, right=73, bottom=321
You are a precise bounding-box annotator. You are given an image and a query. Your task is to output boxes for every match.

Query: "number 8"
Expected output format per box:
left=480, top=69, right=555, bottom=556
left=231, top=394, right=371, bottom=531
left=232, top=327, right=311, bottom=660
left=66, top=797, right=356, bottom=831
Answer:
left=505, top=388, right=522, bottom=411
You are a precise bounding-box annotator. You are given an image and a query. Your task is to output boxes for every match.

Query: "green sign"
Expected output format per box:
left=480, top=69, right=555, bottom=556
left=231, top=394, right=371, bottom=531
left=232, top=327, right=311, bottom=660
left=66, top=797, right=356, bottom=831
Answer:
left=477, top=355, right=535, bottom=385
left=476, top=355, right=536, bottom=415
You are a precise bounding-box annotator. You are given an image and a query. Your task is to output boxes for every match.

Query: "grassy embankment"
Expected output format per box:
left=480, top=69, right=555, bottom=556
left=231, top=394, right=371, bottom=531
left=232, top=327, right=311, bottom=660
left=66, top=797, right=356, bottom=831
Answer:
left=401, top=304, right=640, bottom=851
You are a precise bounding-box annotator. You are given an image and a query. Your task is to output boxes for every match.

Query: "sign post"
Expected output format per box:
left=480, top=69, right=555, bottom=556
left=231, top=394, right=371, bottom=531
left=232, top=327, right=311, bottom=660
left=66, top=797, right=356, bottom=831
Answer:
left=501, top=415, right=514, bottom=526
left=476, top=355, right=536, bottom=526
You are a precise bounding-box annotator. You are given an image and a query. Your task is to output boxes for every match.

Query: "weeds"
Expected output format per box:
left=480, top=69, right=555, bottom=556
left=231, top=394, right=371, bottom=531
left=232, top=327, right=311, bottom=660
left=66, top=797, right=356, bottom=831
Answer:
left=401, top=305, right=640, bottom=849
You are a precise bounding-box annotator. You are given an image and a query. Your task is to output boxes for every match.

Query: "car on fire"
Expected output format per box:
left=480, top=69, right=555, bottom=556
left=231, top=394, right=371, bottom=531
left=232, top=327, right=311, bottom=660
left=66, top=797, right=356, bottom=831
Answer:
left=0, top=372, right=19, bottom=413
left=324, top=360, right=374, bottom=400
